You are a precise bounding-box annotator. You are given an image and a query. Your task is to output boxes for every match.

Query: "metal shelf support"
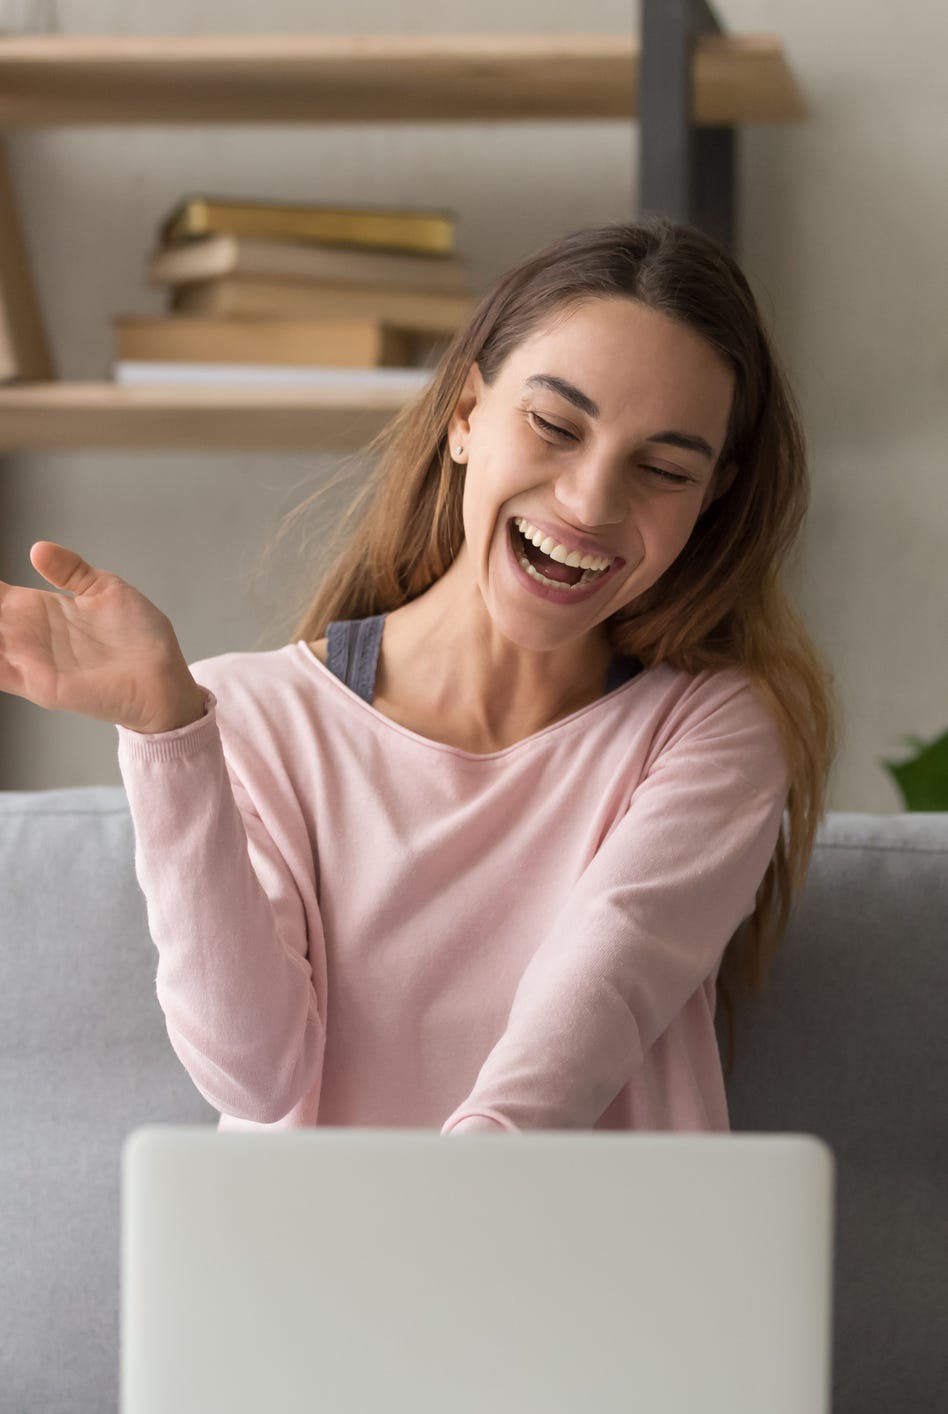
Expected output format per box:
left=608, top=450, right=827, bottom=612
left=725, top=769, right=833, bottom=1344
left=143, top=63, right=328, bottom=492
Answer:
left=639, top=0, right=736, bottom=248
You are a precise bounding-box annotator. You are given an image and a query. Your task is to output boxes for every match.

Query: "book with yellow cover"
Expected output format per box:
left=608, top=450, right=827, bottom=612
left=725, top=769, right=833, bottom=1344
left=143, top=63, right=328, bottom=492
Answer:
left=148, top=234, right=470, bottom=293
left=113, top=316, right=419, bottom=369
left=161, top=197, right=456, bottom=256
left=172, top=277, right=473, bottom=334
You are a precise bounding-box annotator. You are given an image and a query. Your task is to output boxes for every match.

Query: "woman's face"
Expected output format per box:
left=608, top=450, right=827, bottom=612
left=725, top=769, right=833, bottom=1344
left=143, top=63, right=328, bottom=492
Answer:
left=449, top=295, right=736, bottom=653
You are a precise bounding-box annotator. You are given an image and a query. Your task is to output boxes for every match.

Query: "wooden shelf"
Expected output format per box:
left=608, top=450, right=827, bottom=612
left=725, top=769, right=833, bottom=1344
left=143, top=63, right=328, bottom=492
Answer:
left=0, top=382, right=414, bottom=450
left=0, top=33, right=804, bottom=126
left=0, top=29, right=805, bottom=451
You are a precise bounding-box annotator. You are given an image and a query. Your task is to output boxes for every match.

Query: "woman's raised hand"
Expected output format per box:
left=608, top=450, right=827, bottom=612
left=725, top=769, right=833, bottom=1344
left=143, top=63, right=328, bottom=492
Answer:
left=0, top=542, right=207, bottom=733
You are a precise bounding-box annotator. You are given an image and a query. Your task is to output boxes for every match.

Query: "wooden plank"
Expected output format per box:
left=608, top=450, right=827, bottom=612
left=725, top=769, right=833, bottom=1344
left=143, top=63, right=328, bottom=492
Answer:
left=0, top=381, right=413, bottom=449
left=0, top=34, right=805, bottom=126
left=695, top=35, right=805, bottom=124
left=0, top=139, right=54, bottom=380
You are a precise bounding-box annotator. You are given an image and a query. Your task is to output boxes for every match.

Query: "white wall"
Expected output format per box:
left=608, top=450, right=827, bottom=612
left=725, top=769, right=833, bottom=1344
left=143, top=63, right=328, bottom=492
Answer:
left=1, top=0, right=946, bottom=809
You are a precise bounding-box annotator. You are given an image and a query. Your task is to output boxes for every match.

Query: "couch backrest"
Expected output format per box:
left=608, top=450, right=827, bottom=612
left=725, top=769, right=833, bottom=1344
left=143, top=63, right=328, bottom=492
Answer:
left=720, top=809, right=948, bottom=1414
left=0, top=786, right=215, bottom=1414
left=1, top=789, right=945, bottom=1414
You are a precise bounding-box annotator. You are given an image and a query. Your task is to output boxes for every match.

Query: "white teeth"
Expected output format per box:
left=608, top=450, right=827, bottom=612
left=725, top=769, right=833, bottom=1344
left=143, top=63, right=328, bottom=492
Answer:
left=515, top=518, right=612, bottom=573
left=516, top=553, right=603, bottom=592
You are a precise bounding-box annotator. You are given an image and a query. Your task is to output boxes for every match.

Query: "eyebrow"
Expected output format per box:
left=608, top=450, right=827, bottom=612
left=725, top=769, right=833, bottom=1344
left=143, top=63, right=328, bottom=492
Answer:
left=525, top=374, right=600, bottom=418
left=523, top=374, right=716, bottom=463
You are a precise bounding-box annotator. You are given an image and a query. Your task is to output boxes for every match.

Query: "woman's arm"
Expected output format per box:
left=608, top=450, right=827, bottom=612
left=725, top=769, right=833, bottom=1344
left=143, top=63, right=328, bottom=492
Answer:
left=0, top=542, right=324, bottom=1124
left=442, top=686, right=789, bottom=1135
left=117, top=689, right=326, bottom=1124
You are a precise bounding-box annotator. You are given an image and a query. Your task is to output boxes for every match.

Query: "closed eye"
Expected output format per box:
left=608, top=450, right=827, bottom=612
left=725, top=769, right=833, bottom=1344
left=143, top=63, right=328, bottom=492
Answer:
left=644, top=466, right=692, bottom=486
left=531, top=412, right=693, bottom=486
left=530, top=411, right=575, bottom=442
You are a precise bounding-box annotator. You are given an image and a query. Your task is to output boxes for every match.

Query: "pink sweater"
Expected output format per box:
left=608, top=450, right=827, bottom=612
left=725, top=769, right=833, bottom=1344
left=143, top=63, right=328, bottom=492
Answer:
left=115, top=641, right=789, bottom=1137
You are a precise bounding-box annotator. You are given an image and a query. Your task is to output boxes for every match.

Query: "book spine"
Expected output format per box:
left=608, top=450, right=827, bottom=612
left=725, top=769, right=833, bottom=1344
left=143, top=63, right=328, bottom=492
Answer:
left=149, top=236, right=469, bottom=293
left=162, top=200, right=455, bottom=255
left=172, top=279, right=473, bottom=333
left=112, top=361, right=434, bottom=390
left=113, top=317, right=416, bottom=368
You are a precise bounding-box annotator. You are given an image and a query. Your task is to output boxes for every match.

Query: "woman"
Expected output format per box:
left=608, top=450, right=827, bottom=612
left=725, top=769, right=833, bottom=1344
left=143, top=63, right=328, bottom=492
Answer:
left=0, top=218, right=837, bottom=1135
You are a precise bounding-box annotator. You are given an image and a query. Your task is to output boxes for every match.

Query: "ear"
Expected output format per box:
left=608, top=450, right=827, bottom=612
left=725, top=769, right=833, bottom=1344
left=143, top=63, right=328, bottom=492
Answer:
left=699, top=458, right=738, bottom=515
left=446, top=362, right=485, bottom=456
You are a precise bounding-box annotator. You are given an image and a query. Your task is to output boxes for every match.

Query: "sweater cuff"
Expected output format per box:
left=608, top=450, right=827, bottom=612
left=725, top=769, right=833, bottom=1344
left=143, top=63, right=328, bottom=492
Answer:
left=115, top=686, right=218, bottom=762
left=441, top=1109, right=519, bottom=1136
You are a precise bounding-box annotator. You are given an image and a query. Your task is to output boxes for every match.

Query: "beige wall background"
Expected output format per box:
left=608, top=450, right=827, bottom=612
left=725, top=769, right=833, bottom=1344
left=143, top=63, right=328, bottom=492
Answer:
left=1, top=0, right=946, bottom=809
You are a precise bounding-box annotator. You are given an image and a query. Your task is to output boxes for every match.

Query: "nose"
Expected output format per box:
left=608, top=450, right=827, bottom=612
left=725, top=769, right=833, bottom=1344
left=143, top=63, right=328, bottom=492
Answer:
left=551, top=444, right=628, bottom=529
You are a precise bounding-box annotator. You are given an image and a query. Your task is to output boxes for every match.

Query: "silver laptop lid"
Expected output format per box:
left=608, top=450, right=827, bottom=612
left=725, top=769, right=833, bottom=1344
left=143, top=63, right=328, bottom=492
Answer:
left=122, top=1126, right=834, bottom=1414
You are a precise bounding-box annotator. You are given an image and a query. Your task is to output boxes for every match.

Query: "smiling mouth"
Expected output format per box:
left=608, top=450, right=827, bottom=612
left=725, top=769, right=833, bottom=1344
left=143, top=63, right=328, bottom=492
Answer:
left=509, top=518, right=613, bottom=590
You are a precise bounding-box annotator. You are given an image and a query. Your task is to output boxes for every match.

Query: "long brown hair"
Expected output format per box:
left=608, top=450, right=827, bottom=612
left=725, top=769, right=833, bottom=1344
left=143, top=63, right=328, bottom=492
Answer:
left=259, top=218, right=839, bottom=1073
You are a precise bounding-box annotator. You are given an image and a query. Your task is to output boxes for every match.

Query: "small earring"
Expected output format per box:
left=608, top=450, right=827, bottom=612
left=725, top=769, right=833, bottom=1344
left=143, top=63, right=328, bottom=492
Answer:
left=454, top=445, right=464, bottom=457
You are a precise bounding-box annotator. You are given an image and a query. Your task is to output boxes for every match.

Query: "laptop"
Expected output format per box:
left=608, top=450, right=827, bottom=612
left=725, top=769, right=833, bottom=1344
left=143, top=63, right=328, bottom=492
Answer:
left=121, top=1126, right=834, bottom=1414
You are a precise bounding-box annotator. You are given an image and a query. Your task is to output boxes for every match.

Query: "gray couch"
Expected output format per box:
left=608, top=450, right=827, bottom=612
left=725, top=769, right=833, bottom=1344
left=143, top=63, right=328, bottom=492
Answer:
left=1, top=787, right=945, bottom=1414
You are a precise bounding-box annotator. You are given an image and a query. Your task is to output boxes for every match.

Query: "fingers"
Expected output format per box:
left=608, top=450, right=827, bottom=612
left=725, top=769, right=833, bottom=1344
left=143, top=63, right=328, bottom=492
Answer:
left=29, top=541, right=102, bottom=596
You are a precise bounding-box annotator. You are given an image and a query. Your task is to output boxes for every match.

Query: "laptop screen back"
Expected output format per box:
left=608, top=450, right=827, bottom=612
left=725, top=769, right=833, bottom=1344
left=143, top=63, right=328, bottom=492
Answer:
left=122, top=1126, right=834, bottom=1414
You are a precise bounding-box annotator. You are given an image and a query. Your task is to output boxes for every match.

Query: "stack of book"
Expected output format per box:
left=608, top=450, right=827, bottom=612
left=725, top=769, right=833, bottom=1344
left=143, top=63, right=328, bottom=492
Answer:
left=112, top=196, right=476, bottom=390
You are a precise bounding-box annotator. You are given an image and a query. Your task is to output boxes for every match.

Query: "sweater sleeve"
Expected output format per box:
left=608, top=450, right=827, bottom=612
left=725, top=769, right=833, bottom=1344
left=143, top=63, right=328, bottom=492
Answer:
left=440, top=681, right=790, bottom=1136
left=116, top=687, right=326, bottom=1124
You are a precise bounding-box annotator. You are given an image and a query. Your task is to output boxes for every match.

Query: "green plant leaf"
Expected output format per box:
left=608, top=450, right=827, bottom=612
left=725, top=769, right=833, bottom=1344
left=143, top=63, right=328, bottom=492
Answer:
left=882, top=728, right=948, bottom=810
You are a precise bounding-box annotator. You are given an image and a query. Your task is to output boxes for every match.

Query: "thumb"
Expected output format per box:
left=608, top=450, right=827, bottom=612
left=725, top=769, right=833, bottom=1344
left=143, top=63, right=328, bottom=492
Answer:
left=30, top=541, right=102, bottom=597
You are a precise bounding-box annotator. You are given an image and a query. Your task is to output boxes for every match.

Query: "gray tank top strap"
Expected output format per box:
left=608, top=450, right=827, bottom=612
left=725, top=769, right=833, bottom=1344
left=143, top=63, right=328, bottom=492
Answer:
left=325, top=614, right=386, bottom=704
left=604, top=653, right=644, bottom=694
left=325, top=612, right=641, bottom=705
